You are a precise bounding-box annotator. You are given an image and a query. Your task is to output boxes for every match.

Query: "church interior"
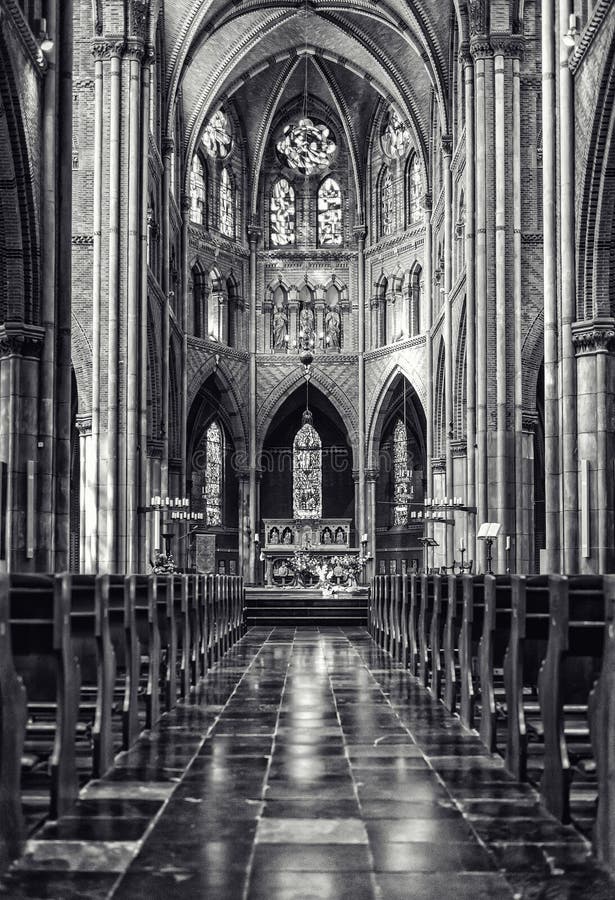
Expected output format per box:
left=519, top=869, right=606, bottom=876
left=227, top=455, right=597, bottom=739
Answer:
left=1, top=0, right=615, bottom=897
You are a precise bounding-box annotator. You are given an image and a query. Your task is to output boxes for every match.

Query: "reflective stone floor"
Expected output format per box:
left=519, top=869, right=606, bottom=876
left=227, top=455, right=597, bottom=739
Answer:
left=2, top=627, right=614, bottom=899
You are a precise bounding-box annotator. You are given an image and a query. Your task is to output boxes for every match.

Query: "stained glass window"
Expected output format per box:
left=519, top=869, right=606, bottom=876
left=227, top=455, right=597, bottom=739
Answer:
left=318, top=178, right=342, bottom=246
left=408, top=153, right=422, bottom=225
left=293, top=410, right=322, bottom=519
left=381, top=108, right=411, bottom=160
left=277, top=118, right=336, bottom=175
left=393, top=419, right=413, bottom=526
left=270, top=178, right=295, bottom=246
left=220, top=167, right=234, bottom=237
left=190, top=154, right=206, bottom=225
left=202, top=421, right=223, bottom=526
left=381, top=168, right=394, bottom=236
left=202, top=110, right=232, bottom=159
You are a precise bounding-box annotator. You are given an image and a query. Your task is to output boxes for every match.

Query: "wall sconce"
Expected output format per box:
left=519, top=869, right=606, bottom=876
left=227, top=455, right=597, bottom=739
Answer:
left=38, top=18, right=54, bottom=53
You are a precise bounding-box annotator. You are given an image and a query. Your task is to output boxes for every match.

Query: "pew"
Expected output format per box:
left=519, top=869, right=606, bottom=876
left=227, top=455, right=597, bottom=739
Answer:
left=62, top=574, right=117, bottom=779
left=130, top=574, right=161, bottom=731
left=407, top=574, right=419, bottom=677
left=156, top=575, right=177, bottom=712
left=502, top=575, right=550, bottom=781
left=589, top=575, right=615, bottom=877
left=187, top=574, right=203, bottom=689
left=173, top=575, right=191, bottom=700
left=443, top=574, right=464, bottom=714
left=418, top=574, right=435, bottom=689
left=538, top=574, right=605, bottom=824
left=459, top=575, right=486, bottom=730
left=477, top=575, right=512, bottom=753
left=398, top=574, right=409, bottom=668
left=10, top=574, right=80, bottom=821
left=0, top=576, right=27, bottom=870
left=428, top=574, right=448, bottom=700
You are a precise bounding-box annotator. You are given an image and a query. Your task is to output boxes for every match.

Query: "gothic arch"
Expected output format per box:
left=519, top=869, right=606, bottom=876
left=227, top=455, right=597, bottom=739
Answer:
left=187, top=355, right=248, bottom=460
left=367, top=363, right=427, bottom=471
left=71, top=313, right=93, bottom=416
left=257, top=368, right=359, bottom=466
left=521, top=308, right=545, bottom=412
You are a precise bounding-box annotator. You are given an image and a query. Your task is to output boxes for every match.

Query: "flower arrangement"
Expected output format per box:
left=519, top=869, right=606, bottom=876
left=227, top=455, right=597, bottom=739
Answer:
left=152, top=550, right=177, bottom=575
left=286, top=550, right=368, bottom=591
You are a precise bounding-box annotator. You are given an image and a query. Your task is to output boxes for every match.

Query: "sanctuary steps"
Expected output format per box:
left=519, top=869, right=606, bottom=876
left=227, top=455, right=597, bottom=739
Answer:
left=244, top=586, right=369, bottom=626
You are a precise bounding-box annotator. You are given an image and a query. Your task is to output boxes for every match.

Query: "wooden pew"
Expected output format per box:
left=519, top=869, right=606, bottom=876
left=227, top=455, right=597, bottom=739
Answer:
left=187, top=574, right=203, bottom=690
left=173, top=575, right=190, bottom=700
left=130, top=574, right=161, bottom=731
left=459, top=575, right=486, bottom=730
left=443, top=574, right=464, bottom=714
left=10, top=574, right=80, bottom=821
left=477, top=575, right=512, bottom=753
left=407, top=574, right=419, bottom=677
left=106, top=573, right=142, bottom=749
left=61, top=574, right=116, bottom=779
left=589, top=575, right=615, bottom=877
left=156, top=575, right=177, bottom=712
left=0, top=576, right=27, bottom=871
left=206, top=574, right=216, bottom=668
left=502, top=574, right=550, bottom=781
left=428, top=574, right=448, bottom=700
left=398, top=574, right=409, bottom=669
left=538, top=574, right=605, bottom=823
left=418, top=574, right=435, bottom=688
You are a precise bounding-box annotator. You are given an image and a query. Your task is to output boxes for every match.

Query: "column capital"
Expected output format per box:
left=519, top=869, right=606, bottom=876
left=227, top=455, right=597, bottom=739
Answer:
left=470, top=37, right=493, bottom=60
left=162, top=137, right=175, bottom=158
left=365, top=468, right=379, bottom=483
left=353, top=224, right=368, bottom=244
left=247, top=224, right=262, bottom=245
left=124, top=39, right=144, bottom=62
left=76, top=414, right=92, bottom=437
left=441, top=135, right=453, bottom=157
left=490, top=34, right=525, bottom=58
left=458, top=42, right=473, bottom=67
left=143, top=44, right=156, bottom=66
left=181, top=194, right=191, bottom=214
left=572, top=318, right=615, bottom=355
left=91, top=38, right=125, bottom=60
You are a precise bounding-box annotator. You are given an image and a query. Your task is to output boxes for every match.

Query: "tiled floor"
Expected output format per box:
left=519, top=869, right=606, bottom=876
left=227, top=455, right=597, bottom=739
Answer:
left=2, top=627, right=614, bottom=899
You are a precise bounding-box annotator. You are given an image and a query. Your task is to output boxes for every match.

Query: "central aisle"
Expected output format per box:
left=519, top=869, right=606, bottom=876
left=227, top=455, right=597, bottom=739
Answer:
left=4, top=627, right=612, bottom=899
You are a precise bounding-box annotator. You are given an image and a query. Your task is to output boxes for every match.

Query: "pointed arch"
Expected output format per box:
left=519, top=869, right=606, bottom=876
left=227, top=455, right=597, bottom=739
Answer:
left=434, top=340, right=446, bottom=458
left=367, top=363, right=427, bottom=471
left=454, top=301, right=467, bottom=440
left=187, top=355, right=249, bottom=462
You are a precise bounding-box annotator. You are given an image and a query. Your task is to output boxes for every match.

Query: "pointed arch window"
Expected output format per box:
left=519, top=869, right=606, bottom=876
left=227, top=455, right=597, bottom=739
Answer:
left=408, top=153, right=422, bottom=225
left=190, top=154, right=206, bottom=225
left=293, top=411, right=322, bottom=519
left=203, top=421, right=223, bottom=526
left=393, top=419, right=413, bottom=526
left=318, top=177, right=342, bottom=246
left=219, top=167, right=234, bottom=237
left=381, top=168, right=394, bottom=237
left=270, top=178, right=295, bottom=246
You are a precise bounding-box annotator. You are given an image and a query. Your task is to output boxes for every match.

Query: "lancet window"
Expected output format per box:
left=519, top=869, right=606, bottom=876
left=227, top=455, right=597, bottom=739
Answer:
left=203, top=421, right=223, bottom=526
left=270, top=178, right=296, bottom=246
left=381, top=168, right=394, bottom=236
left=407, top=153, right=422, bottom=225
left=220, top=167, right=234, bottom=237
left=381, top=108, right=411, bottom=160
left=293, top=411, right=322, bottom=519
left=190, top=154, right=206, bottom=225
left=318, top=178, right=342, bottom=246
left=392, top=419, right=413, bottom=526
left=203, top=110, right=232, bottom=159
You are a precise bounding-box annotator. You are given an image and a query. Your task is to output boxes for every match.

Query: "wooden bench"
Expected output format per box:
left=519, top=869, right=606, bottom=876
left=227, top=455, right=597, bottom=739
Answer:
left=589, top=574, right=615, bottom=877
left=418, top=574, right=436, bottom=689
left=173, top=575, right=190, bottom=700
left=477, top=574, right=512, bottom=753
left=443, top=574, right=464, bottom=714
left=0, top=575, right=27, bottom=871
left=459, top=575, right=486, bottom=730
left=10, top=574, right=80, bottom=821
left=502, top=574, right=550, bottom=781
left=539, top=574, right=605, bottom=824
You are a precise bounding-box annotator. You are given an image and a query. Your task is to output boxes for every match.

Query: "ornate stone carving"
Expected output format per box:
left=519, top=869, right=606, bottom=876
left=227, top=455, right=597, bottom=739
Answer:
left=76, top=414, right=92, bottom=436
left=468, top=0, right=486, bottom=36
left=0, top=323, right=45, bottom=359
left=572, top=319, right=615, bottom=355
left=72, top=234, right=94, bottom=246
left=91, top=39, right=125, bottom=60
left=129, top=0, right=148, bottom=41
left=147, top=440, right=164, bottom=459
left=92, top=0, right=103, bottom=36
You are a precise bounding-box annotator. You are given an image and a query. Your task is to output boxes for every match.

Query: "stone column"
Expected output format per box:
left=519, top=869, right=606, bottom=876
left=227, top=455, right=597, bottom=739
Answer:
left=366, top=469, right=378, bottom=581
left=90, top=41, right=105, bottom=571
left=105, top=41, right=123, bottom=572
left=542, top=0, right=560, bottom=571
left=139, top=47, right=154, bottom=573
left=462, top=45, right=477, bottom=562
left=423, top=193, right=434, bottom=554
left=237, top=472, right=251, bottom=579
left=355, top=225, right=367, bottom=548
left=471, top=37, right=492, bottom=573
left=161, top=138, right=174, bottom=506
left=125, top=40, right=143, bottom=574
left=559, top=0, right=578, bottom=572
left=443, top=136, right=454, bottom=566
left=248, top=226, right=262, bottom=582
left=180, top=194, right=191, bottom=510
left=77, top=416, right=92, bottom=573
left=512, top=51, right=526, bottom=572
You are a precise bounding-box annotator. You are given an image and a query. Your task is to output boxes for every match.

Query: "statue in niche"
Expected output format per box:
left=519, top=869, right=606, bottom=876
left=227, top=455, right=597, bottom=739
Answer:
left=325, top=305, right=341, bottom=349
left=282, top=527, right=293, bottom=544
left=272, top=302, right=288, bottom=350
left=269, top=527, right=280, bottom=544
left=321, top=526, right=333, bottom=545
left=335, top=526, right=345, bottom=545
left=299, top=300, right=315, bottom=346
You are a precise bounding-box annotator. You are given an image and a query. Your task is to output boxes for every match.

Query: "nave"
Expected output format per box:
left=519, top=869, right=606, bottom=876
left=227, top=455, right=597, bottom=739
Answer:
left=2, top=628, right=613, bottom=900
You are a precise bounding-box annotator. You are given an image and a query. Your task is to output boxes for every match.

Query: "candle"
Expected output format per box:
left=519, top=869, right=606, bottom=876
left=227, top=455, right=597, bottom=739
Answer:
left=459, top=538, right=465, bottom=552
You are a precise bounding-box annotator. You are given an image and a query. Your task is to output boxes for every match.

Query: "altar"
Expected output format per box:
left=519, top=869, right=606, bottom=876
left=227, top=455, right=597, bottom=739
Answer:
left=261, top=517, right=361, bottom=587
